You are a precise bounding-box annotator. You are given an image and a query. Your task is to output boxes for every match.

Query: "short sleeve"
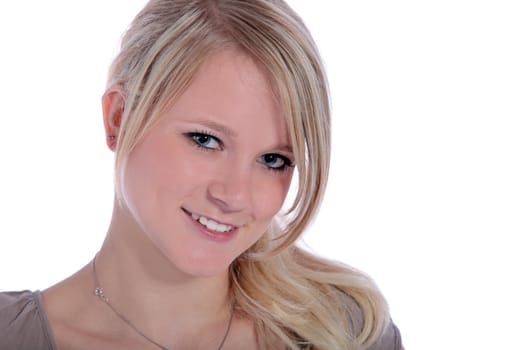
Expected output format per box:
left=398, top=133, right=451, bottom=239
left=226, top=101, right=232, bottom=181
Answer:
left=368, top=318, right=404, bottom=350
left=336, top=290, right=404, bottom=349
left=0, top=290, right=57, bottom=350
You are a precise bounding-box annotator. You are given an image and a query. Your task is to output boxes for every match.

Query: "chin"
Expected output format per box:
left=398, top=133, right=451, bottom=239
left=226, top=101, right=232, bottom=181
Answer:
left=167, top=252, right=234, bottom=279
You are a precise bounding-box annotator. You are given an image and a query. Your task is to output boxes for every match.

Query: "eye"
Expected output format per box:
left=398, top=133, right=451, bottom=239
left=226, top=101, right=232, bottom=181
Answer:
left=258, top=153, right=293, bottom=171
left=186, top=132, right=222, bottom=150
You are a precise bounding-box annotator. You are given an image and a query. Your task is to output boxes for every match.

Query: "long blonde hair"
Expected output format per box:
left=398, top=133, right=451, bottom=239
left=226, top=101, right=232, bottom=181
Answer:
left=107, top=1, right=389, bottom=348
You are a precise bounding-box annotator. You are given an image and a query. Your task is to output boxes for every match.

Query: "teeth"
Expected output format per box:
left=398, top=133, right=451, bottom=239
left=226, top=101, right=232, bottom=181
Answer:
left=191, top=213, right=233, bottom=233
left=203, top=217, right=216, bottom=230
left=216, top=223, right=231, bottom=232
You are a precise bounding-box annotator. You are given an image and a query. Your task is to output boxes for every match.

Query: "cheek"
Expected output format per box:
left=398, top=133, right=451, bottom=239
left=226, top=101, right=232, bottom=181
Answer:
left=252, top=172, right=293, bottom=220
left=125, top=137, right=201, bottom=193
left=119, top=138, right=186, bottom=218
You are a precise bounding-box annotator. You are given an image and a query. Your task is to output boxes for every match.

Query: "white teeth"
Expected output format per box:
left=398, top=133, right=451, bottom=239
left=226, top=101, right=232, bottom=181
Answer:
left=204, top=218, right=217, bottom=230
left=191, top=213, right=233, bottom=233
left=216, top=223, right=230, bottom=232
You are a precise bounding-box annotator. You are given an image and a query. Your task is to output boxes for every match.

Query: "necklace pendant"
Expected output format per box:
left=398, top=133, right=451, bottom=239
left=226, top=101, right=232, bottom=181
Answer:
left=94, top=286, right=103, bottom=296
left=91, top=256, right=230, bottom=350
left=94, top=286, right=109, bottom=302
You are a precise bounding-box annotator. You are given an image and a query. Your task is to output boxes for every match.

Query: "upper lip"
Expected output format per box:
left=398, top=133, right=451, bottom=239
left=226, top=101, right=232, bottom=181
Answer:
left=182, top=208, right=240, bottom=228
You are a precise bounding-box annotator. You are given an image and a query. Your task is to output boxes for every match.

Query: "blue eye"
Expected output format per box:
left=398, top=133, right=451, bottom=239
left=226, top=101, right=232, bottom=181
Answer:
left=186, top=132, right=222, bottom=150
left=259, top=153, right=293, bottom=171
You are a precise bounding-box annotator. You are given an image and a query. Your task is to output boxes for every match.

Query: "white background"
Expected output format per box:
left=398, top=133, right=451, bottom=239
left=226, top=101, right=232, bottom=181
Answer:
left=1, top=1, right=524, bottom=349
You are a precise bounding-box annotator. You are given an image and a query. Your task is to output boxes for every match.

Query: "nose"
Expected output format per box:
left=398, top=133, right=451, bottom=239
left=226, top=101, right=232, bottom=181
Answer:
left=207, top=163, right=252, bottom=213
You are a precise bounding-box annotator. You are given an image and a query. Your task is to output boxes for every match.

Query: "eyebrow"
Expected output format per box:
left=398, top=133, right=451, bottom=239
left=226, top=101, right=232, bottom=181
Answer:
left=194, top=119, right=237, bottom=137
left=273, top=144, right=294, bottom=154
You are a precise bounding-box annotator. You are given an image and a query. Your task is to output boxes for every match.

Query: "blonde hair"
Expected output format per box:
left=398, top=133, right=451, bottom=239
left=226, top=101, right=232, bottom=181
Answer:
left=107, top=0, right=389, bottom=348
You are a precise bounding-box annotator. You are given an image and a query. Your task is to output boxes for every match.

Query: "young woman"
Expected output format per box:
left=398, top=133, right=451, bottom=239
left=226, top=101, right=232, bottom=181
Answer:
left=0, top=1, right=403, bottom=349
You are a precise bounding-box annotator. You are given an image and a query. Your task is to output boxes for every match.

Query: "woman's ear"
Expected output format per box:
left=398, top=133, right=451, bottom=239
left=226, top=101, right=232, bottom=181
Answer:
left=102, top=87, right=125, bottom=151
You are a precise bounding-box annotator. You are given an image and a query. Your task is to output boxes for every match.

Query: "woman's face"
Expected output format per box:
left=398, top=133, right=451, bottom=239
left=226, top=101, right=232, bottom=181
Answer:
left=120, top=50, right=294, bottom=277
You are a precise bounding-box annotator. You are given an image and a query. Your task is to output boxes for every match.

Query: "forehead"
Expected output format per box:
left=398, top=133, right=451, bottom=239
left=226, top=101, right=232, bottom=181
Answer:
left=161, top=50, right=289, bottom=144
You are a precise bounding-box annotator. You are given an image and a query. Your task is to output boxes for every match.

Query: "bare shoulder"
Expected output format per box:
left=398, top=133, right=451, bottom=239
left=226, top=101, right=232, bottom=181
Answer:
left=222, top=315, right=259, bottom=350
left=224, top=314, right=285, bottom=350
left=42, top=264, right=134, bottom=350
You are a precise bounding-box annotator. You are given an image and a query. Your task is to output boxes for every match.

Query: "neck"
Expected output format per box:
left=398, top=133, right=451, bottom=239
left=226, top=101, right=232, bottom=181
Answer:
left=93, top=201, right=233, bottom=348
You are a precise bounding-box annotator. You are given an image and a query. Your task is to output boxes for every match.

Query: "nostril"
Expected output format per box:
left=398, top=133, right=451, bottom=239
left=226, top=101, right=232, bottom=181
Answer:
left=207, top=180, right=250, bottom=214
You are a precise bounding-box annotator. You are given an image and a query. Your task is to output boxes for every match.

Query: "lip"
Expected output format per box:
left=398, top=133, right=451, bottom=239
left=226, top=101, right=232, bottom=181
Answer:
left=182, top=208, right=239, bottom=242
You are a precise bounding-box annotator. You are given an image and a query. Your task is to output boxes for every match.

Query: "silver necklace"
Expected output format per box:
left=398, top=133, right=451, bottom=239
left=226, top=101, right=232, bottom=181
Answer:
left=92, top=256, right=233, bottom=350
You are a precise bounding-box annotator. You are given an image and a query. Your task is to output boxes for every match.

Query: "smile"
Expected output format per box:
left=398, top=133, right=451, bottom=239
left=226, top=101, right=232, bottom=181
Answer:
left=187, top=211, right=235, bottom=233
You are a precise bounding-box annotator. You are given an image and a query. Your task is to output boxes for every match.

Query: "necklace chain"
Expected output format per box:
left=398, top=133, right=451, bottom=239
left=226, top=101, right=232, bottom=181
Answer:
left=92, top=256, right=233, bottom=350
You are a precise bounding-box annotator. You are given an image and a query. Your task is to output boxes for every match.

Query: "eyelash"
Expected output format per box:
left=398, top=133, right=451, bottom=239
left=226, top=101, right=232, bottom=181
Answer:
left=259, top=154, right=293, bottom=172
left=184, top=131, right=294, bottom=172
left=184, top=131, right=223, bottom=151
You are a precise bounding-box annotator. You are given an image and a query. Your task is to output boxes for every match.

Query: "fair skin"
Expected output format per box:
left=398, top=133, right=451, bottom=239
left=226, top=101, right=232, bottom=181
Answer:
left=42, top=50, right=293, bottom=350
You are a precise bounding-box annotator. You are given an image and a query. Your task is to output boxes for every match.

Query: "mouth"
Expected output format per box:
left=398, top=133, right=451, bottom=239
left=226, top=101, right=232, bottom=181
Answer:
left=182, top=208, right=236, bottom=234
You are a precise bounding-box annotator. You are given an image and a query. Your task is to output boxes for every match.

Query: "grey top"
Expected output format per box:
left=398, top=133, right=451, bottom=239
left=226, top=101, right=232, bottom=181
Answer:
left=0, top=291, right=58, bottom=350
left=0, top=290, right=403, bottom=349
